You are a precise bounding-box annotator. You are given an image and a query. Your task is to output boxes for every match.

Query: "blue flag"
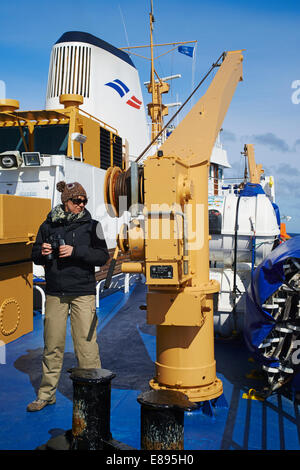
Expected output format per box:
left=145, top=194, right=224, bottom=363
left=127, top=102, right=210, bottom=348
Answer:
left=178, top=45, right=194, bottom=58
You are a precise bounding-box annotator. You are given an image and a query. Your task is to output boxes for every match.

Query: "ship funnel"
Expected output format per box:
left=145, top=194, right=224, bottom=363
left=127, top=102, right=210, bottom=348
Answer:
left=59, top=94, right=83, bottom=108
left=46, top=31, right=149, bottom=160
left=0, top=99, right=19, bottom=113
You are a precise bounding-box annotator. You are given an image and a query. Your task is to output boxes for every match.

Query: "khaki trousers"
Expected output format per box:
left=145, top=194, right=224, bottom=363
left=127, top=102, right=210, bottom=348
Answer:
left=38, top=294, right=101, bottom=401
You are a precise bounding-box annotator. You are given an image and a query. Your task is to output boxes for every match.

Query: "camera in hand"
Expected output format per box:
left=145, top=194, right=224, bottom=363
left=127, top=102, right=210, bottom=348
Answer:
left=46, top=234, right=66, bottom=261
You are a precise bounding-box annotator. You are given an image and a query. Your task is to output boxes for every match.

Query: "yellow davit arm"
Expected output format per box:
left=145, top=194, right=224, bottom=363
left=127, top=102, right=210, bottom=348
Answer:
left=142, top=51, right=244, bottom=402
left=160, top=50, right=243, bottom=167
left=243, top=143, right=264, bottom=184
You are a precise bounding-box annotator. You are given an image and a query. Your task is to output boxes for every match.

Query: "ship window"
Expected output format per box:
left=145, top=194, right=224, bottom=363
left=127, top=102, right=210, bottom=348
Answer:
left=34, top=124, right=69, bottom=155
left=0, top=126, right=29, bottom=153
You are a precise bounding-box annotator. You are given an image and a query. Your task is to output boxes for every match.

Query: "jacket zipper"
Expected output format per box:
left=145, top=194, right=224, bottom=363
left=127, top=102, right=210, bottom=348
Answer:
left=61, top=232, right=75, bottom=296
left=60, top=226, right=68, bottom=296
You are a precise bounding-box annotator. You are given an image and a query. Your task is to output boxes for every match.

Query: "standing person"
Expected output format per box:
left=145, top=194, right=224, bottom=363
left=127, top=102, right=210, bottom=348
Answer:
left=27, top=181, right=109, bottom=412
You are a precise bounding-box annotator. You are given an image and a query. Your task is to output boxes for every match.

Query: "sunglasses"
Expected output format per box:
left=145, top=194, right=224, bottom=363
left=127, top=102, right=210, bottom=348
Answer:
left=70, top=198, right=88, bottom=206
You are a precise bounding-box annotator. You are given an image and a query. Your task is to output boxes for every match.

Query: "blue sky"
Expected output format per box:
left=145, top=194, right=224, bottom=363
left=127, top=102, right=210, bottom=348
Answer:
left=1, top=0, right=300, bottom=231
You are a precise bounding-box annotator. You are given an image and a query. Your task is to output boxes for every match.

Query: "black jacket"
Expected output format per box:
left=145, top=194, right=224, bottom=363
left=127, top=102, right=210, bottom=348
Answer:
left=32, top=207, right=109, bottom=296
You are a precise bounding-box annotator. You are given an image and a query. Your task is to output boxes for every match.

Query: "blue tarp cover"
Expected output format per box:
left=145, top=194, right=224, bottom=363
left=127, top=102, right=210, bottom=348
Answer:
left=272, top=202, right=281, bottom=229
left=244, top=236, right=300, bottom=367
left=239, top=183, right=265, bottom=197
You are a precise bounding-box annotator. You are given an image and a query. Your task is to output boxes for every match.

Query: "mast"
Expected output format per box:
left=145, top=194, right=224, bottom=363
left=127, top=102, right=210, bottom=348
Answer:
left=146, top=0, right=170, bottom=142
left=149, top=1, right=155, bottom=103
left=119, top=1, right=196, bottom=146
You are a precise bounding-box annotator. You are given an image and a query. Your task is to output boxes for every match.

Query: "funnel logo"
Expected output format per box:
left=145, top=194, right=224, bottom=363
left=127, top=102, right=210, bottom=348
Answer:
left=127, top=96, right=142, bottom=109
left=105, top=78, right=142, bottom=110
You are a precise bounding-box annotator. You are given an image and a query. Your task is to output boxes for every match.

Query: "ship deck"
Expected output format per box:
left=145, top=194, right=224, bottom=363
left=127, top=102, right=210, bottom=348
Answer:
left=1, top=279, right=300, bottom=451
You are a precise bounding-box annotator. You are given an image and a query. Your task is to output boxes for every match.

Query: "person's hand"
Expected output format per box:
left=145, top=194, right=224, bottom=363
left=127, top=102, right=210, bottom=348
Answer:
left=41, top=243, right=52, bottom=256
left=59, top=245, right=74, bottom=258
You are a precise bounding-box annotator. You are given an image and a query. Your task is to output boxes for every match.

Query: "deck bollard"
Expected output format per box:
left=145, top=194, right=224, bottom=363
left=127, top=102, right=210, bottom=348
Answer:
left=40, top=367, right=136, bottom=451
left=70, top=368, right=116, bottom=450
left=137, top=390, right=197, bottom=450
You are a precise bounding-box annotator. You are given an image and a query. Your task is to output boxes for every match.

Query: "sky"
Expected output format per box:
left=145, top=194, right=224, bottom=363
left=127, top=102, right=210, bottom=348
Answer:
left=1, top=0, right=300, bottom=232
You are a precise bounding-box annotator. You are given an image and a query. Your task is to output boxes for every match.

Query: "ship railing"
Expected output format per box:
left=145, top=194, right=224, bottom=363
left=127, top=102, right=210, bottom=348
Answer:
left=96, top=272, right=143, bottom=307
left=208, top=176, right=238, bottom=196
left=219, top=178, right=243, bottom=195
left=33, top=282, right=46, bottom=315
left=78, top=108, right=118, bottom=135
left=33, top=272, right=143, bottom=315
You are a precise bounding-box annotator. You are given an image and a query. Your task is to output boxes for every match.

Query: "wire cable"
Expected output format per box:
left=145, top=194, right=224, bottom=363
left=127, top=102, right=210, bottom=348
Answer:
left=135, top=51, right=226, bottom=163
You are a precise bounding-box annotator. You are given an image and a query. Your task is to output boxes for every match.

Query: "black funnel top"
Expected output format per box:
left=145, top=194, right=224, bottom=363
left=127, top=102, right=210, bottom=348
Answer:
left=55, top=31, right=135, bottom=68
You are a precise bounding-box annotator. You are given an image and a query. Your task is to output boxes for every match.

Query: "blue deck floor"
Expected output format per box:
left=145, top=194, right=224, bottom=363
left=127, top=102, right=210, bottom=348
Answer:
left=1, top=281, right=300, bottom=451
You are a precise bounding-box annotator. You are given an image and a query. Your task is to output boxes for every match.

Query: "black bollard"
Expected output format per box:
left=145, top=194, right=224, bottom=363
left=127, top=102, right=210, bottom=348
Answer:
left=70, top=368, right=115, bottom=450
left=137, top=390, right=197, bottom=450
left=39, top=367, right=136, bottom=451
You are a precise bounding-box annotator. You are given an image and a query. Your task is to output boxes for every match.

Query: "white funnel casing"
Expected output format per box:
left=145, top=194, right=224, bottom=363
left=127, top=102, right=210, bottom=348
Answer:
left=45, top=31, right=149, bottom=160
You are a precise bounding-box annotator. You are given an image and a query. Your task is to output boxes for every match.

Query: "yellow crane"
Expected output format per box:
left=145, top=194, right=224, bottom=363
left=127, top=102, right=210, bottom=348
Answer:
left=104, top=49, right=244, bottom=402
left=243, top=144, right=264, bottom=184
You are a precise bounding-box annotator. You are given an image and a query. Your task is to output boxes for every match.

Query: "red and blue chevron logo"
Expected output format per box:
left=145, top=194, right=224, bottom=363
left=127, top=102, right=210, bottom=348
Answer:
left=105, top=79, right=142, bottom=110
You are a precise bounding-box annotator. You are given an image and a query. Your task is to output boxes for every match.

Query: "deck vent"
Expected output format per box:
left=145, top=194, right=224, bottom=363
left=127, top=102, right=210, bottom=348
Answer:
left=47, top=45, right=91, bottom=99
left=100, top=127, right=111, bottom=170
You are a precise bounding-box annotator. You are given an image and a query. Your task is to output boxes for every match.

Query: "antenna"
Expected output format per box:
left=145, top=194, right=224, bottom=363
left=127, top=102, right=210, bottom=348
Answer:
left=119, top=4, right=131, bottom=52
left=119, top=0, right=196, bottom=143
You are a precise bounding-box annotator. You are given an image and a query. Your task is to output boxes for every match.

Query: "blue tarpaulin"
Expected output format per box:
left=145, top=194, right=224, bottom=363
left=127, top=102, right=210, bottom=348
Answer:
left=239, top=183, right=281, bottom=228
left=239, top=182, right=265, bottom=197
left=272, top=202, right=281, bottom=229
left=244, top=236, right=300, bottom=367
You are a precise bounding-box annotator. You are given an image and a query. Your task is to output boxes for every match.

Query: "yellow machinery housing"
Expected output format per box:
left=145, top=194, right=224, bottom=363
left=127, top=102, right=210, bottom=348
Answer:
left=0, top=94, right=126, bottom=171
left=104, top=50, right=244, bottom=402
left=0, top=195, right=50, bottom=344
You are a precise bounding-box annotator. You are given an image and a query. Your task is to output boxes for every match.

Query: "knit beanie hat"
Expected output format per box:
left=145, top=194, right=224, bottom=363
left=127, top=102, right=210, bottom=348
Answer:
left=56, top=181, right=87, bottom=203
